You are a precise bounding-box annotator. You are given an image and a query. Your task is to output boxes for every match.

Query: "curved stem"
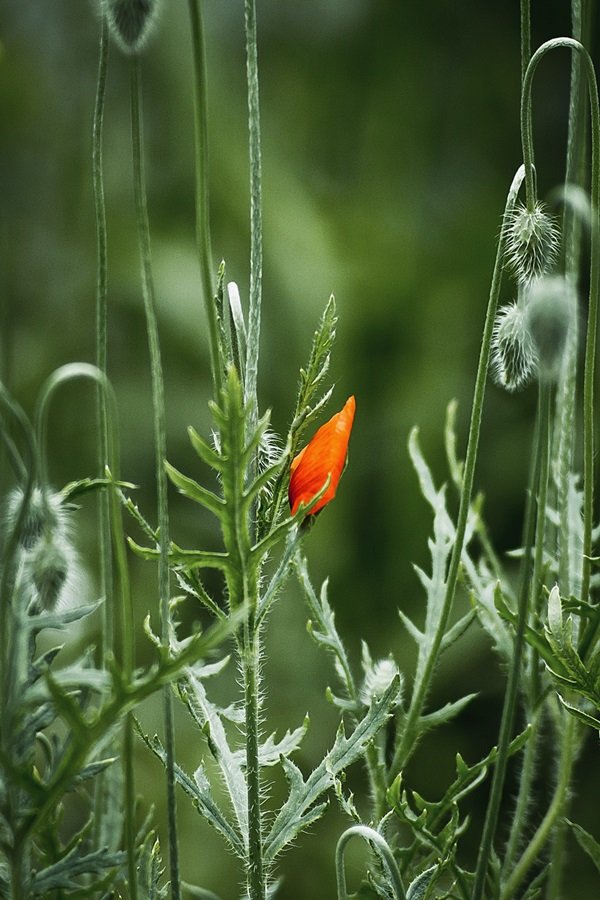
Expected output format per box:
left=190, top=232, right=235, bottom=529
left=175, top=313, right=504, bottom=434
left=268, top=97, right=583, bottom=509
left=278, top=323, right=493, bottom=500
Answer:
left=130, top=57, right=177, bottom=900
left=186, top=0, right=221, bottom=396
left=389, top=165, right=525, bottom=777
left=336, top=825, right=406, bottom=900
left=472, top=381, right=551, bottom=900
left=92, top=17, right=113, bottom=661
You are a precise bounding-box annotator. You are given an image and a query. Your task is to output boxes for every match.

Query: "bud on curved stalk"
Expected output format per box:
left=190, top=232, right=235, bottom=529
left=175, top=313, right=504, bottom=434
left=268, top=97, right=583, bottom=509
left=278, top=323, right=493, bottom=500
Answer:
left=491, top=302, right=538, bottom=391
left=30, top=538, right=69, bottom=612
left=101, top=0, right=161, bottom=55
left=524, top=275, right=575, bottom=382
left=505, top=202, right=560, bottom=285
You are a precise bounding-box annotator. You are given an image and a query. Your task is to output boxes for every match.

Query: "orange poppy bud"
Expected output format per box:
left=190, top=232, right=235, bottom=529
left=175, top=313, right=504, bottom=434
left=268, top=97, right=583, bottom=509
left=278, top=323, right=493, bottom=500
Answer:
left=288, top=396, right=356, bottom=516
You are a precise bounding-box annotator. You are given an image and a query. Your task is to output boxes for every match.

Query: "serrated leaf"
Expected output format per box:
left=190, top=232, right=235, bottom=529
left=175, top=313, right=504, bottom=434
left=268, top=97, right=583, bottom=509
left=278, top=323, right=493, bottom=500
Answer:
left=136, top=727, right=243, bottom=857
left=165, top=462, right=225, bottom=518
left=264, top=676, right=400, bottom=863
left=418, top=694, right=477, bottom=734
left=233, top=717, right=309, bottom=768
left=407, top=864, right=438, bottom=900
left=556, top=695, right=600, bottom=731
left=31, top=846, right=126, bottom=894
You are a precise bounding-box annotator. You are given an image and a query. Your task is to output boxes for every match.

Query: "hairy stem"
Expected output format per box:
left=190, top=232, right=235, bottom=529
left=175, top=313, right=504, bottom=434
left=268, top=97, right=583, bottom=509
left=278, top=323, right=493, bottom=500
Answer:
left=336, top=825, right=406, bottom=900
left=389, top=166, right=525, bottom=777
left=472, top=381, right=551, bottom=900
left=243, top=623, right=265, bottom=900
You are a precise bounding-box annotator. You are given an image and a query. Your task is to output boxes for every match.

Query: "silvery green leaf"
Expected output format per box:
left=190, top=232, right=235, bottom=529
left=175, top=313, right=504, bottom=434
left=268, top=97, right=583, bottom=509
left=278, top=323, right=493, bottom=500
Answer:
left=264, top=676, right=400, bottom=863
left=566, top=819, right=600, bottom=873
left=418, top=694, right=477, bottom=735
left=137, top=833, right=168, bottom=899
left=137, top=727, right=243, bottom=857
left=31, top=847, right=126, bottom=893
left=180, top=669, right=248, bottom=841
left=27, top=601, right=102, bottom=633
left=407, top=864, right=438, bottom=900
left=25, top=667, right=111, bottom=704
left=233, top=717, right=309, bottom=768
left=72, top=757, right=117, bottom=783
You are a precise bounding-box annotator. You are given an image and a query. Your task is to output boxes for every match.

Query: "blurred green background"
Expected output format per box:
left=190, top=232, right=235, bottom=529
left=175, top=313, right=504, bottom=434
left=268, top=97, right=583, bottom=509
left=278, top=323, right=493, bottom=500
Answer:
left=2, top=1, right=600, bottom=896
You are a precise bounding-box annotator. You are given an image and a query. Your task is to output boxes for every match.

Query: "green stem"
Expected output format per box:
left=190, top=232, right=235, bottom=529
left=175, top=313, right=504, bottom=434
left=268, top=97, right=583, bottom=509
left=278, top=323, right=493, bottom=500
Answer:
left=243, top=623, right=265, bottom=900
left=243, top=0, right=262, bottom=416
left=93, top=17, right=113, bottom=660
left=335, top=825, right=406, bottom=900
left=501, top=715, right=577, bottom=900
left=186, top=0, right=221, bottom=396
left=472, top=382, right=551, bottom=900
left=520, top=0, right=531, bottom=86
left=130, top=58, right=178, bottom=900
left=389, top=165, right=525, bottom=777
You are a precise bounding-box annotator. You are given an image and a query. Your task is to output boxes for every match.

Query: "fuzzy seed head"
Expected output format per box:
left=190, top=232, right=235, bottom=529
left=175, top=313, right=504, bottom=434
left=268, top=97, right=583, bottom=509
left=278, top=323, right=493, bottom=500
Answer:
left=30, top=538, right=69, bottom=611
left=505, top=202, right=560, bottom=285
left=524, top=276, right=575, bottom=381
left=491, top=302, right=537, bottom=392
left=102, top=0, right=161, bottom=55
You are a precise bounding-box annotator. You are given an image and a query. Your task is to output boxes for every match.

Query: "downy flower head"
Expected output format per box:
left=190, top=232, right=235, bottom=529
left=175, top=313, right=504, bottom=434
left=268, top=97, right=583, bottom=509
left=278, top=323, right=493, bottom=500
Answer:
left=491, top=301, right=537, bottom=392
left=102, top=0, right=161, bottom=55
left=524, top=275, right=575, bottom=382
left=288, top=396, right=356, bottom=516
left=504, top=201, right=560, bottom=285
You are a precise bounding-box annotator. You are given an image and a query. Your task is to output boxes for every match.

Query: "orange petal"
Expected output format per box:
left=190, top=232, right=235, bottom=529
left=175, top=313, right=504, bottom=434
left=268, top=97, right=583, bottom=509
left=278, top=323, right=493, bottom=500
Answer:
left=288, top=396, right=356, bottom=516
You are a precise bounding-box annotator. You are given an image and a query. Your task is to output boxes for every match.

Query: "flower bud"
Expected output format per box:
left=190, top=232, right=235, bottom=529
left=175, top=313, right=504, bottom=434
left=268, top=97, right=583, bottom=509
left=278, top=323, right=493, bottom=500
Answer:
left=4, top=487, right=57, bottom=550
left=505, top=202, right=560, bottom=285
left=360, top=656, right=401, bottom=706
left=102, top=0, right=161, bottom=55
left=491, top=302, right=537, bottom=392
left=30, top=538, right=69, bottom=612
left=524, top=276, right=575, bottom=381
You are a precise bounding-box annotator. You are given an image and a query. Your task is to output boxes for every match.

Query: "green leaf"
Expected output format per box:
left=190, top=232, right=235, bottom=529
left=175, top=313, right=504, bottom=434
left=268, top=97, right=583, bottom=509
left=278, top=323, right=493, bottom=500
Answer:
left=264, top=676, right=401, bottom=863
left=31, top=846, right=126, bottom=894
left=566, top=819, right=600, bottom=872
left=407, top=865, right=439, bottom=900
left=418, top=694, right=477, bottom=734
left=556, top=696, right=600, bottom=732
left=165, top=461, right=225, bottom=519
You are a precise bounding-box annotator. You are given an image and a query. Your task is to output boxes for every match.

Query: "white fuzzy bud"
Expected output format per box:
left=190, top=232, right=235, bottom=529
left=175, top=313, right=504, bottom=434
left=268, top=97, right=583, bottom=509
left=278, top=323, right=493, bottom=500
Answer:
left=491, top=302, right=537, bottom=392
left=505, top=202, right=560, bottom=285
left=524, top=276, right=575, bottom=382
left=102, top=0, right=161, bottom=55
left=360, top=656, right=401, bottom=706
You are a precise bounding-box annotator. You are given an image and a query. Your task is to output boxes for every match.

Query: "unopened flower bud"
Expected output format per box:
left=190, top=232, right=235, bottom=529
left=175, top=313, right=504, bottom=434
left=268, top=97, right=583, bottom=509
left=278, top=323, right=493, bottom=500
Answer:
left=491, top=302, right=537, bottom=392
left=30, top=538, right=69, bottom=611
left=505, top=202, right=560, bottom=285
left=524, top=276, right=575, bottom=381
left=102, top=0, right=161, bottom=55
left=4, top=487, right=57, bottom=550
left=360, top=656, right=401, bottom=705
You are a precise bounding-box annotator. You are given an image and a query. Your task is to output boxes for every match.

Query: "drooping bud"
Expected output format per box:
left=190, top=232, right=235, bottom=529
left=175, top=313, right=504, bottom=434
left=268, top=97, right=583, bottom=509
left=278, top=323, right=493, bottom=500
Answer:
left=524, top=276, right=575, bottom=382
left=505, top=202, right=560, bottom=285
left=30, top=538, right=69, bottom=612
left=4, top=487, right=57, bottom=549
left=102, top=0, right=161, bottom=55
left=491, top=302, right=537, bottom=392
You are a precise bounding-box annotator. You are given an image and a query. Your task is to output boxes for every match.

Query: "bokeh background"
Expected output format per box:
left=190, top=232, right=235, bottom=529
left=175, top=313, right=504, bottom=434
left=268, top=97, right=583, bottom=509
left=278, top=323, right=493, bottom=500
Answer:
left=2, top=1, right=600, bottom=896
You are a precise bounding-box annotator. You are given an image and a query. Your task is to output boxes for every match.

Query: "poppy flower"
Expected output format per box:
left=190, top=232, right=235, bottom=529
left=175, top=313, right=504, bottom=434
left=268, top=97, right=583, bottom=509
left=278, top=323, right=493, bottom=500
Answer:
left=288, top=396, right=356, bottom=516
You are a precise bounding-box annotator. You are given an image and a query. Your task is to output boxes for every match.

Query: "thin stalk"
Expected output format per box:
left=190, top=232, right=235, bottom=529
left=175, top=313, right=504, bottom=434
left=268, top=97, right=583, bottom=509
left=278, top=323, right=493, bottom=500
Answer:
left=389, top=165, right=525, bottom=777
left=504, top=378, right=555, bottom=874
left=520, top=39, right=600, bottom=620
left=243, top=620, right=265, bottom=900
left=130, top=58, right=178, bottom=900
left=501, top=715, right=577, bottom=900
left=243, top=0, right=262, bottom=417
left=472, top=382, right=551, bottom=900
left=186, top=0, right=221, bottom=395
left=335, top=826, right=406, bottom=900
left=93, top=17, right=113, bottom=659
left=520, top=0, right=531, bottom=86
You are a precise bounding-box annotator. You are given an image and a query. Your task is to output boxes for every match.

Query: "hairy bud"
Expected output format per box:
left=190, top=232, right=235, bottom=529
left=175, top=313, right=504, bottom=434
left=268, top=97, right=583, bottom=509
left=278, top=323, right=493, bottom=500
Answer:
left=30, top=538, right=69, bottom=612
left=4, top=487, right=57, bottom=549
left=505, top=202, right=560, bottom=285
left=491, top=302, right=537, bottom=392
left=524, top=276, right=575, bottom=381
left=102, top=0, right=161, bottom=55
left=360, top=656, right=401, bottom=705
